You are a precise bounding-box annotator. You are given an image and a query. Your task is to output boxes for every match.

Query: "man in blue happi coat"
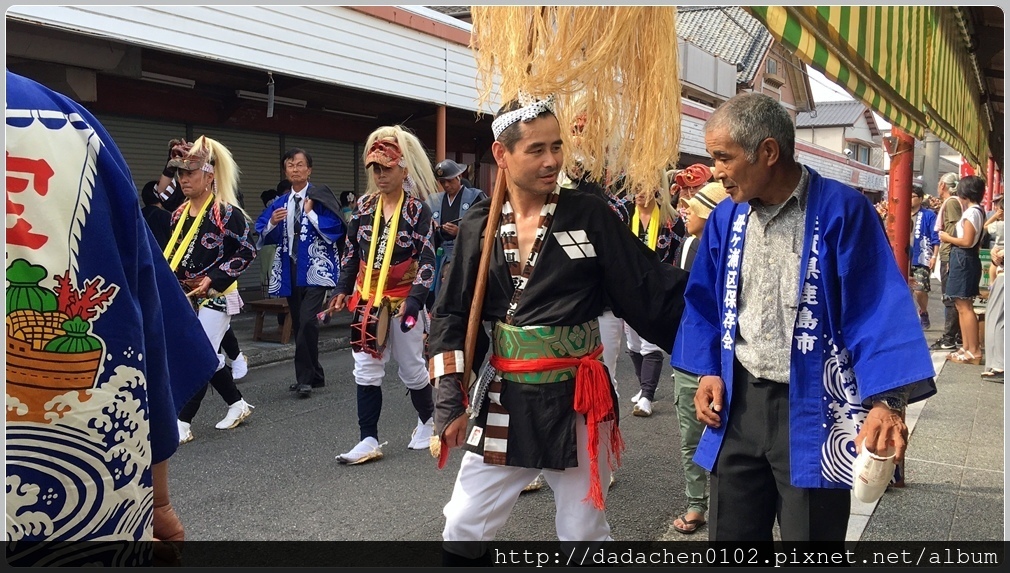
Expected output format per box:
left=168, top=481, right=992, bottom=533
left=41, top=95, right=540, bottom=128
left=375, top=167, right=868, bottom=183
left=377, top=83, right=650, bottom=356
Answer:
left=671, top=92, right=936, bottom=541
left=256, top=149, right=345, bottom=397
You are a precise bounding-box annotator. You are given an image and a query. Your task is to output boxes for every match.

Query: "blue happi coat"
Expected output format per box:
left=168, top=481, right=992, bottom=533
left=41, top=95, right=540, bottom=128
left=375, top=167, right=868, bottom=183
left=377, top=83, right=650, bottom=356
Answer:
left=6, top=71, right=217, bottom=554
left=256, top=185, right=345, bottom=297
left=911, top=208, right=940, bottom=267
left=671, top=167, right=937, bottom=489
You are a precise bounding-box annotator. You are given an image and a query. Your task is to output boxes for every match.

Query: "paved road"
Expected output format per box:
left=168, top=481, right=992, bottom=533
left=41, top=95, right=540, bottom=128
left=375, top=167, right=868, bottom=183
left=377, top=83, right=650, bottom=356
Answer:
left=168, top=346, right=687, bottom=542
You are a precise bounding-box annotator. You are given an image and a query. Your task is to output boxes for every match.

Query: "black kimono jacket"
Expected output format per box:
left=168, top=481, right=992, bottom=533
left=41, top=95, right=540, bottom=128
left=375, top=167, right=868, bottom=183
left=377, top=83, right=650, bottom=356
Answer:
left=428, top=186, right=688, bottom=468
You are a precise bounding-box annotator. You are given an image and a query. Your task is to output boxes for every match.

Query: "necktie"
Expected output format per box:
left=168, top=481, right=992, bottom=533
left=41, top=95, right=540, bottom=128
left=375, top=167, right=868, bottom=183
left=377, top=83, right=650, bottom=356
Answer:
left=291, top=195, right=302, bottom=259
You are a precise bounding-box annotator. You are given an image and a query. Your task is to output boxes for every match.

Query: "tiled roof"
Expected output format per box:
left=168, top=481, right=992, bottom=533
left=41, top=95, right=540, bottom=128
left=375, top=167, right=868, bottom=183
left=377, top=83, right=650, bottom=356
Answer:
left=795, top=100, right=869, bottom=128
left=425, top=6, right=471, bottom=18
left=676, top=6, right=772, bottom=85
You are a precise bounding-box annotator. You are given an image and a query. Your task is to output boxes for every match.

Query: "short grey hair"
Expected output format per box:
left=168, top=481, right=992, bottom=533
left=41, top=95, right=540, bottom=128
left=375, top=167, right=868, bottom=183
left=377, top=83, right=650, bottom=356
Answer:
left=705, top=92, right=795, bottom=164
left=939, top=172, right=959, bottom=190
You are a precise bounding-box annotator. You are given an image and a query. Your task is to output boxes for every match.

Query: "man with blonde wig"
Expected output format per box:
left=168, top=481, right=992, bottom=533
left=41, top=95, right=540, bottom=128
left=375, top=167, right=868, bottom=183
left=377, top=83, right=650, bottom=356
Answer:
left=329, top=125, right=439, bottom=465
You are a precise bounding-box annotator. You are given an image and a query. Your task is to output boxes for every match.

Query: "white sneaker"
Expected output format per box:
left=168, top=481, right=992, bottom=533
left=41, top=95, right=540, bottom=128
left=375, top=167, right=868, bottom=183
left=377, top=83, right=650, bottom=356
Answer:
left=336, top=437, right=386, bottom=465
left=633, top=396, right=653, bottom=417
left=408, top=417, right=434, bottom=450
left=231, top=353, right=248, bottom=380
left=178, top=420, right=194, bottom=445
left=215, top=399, right=254, bottom=430
left=630, top=389, right=642, bottom=404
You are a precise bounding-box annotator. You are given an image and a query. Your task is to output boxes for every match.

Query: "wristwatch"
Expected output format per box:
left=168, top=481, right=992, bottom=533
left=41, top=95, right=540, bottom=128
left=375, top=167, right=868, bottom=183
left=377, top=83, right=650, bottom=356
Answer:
left=873, top=395, right=906, bottom=414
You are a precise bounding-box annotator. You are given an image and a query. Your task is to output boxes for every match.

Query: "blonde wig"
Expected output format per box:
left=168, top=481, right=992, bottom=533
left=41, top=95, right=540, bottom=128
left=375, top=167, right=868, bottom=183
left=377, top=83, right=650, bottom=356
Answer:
left=634, top=170, right=677, bottom=226
left=362, top=125, right=437, bottom=201
left=471, top=6, right=682, bottom=196
left=185, top=135, right=247, bottom=220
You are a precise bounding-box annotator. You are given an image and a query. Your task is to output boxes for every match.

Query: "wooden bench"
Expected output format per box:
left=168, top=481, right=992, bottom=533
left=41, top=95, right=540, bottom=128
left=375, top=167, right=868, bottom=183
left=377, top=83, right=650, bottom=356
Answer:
left=249, top=298, right=293, bottom=344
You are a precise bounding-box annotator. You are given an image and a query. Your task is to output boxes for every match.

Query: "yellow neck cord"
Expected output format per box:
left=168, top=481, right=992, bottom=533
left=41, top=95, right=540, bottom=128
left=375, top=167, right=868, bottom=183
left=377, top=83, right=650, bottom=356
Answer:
left=164, top=197, right=213, bottom=271
left=361, top=191, right=404, bottom=302
left=632, top=204, right=660, bottom=251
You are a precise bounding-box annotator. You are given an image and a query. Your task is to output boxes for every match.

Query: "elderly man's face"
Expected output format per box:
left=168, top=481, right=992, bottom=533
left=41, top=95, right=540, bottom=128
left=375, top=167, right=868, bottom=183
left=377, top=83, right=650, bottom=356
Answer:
left=439, top=175, right=463, bottom=196
left=705, top=127, right=773, bottom=204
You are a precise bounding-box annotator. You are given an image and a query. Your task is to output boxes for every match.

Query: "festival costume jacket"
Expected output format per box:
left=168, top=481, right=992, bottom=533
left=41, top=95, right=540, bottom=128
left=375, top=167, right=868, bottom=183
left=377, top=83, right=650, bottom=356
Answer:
left=911, top=208, right=940, bottom=268
left=559, top=172, right=629, bottom=224
left=255, top=183, right=345, bottom=296
left=335, top=192, right=437, bottom=311
left=626, top=203, right=683, bottom=264
left=670, top=167, right=937, bottom=489
left=427, top=186, right=688, bottom=469
left=426, top=185, right=487, bottom=261
left=170, top=201, right=257, bottom=295
left=6, top=71, right=218, bottom=554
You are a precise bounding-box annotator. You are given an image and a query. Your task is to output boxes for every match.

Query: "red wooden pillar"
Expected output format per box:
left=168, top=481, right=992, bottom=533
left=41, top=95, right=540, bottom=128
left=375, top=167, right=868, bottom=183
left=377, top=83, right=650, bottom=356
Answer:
left=436, top=105, right=446, bottom=162
left=885, top=126, right=915, bottom=275
left=985, top=157, right=995, bottom=210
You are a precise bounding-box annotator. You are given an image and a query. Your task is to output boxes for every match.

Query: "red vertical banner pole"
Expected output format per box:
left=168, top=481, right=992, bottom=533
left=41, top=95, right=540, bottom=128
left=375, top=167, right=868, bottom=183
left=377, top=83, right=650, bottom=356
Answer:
left=885, top=126, right=914, bottom=276
left=985, top=157, right=995, bottom=211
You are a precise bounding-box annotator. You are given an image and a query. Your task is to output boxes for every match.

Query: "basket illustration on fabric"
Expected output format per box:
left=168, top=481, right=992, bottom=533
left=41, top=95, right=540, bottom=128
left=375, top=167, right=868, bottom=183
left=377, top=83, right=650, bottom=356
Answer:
left=6, top=259, right=117, bottom=422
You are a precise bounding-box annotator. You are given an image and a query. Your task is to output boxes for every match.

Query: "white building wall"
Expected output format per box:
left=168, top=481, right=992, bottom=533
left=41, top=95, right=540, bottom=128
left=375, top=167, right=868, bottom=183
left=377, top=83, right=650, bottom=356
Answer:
left=7, top=5, right=496, bottom=113
left=845, top=118, right=876, bottom=145
left=679, top=111, right=711, bottom=160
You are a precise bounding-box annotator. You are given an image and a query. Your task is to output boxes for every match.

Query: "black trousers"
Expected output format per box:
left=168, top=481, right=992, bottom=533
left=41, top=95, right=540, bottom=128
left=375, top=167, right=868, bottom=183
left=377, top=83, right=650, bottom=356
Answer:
left=286, top=258, right=327, bottom=387
left=709, top=361, right=850, bottom=542
left=178, top=367, right=242, bottom=423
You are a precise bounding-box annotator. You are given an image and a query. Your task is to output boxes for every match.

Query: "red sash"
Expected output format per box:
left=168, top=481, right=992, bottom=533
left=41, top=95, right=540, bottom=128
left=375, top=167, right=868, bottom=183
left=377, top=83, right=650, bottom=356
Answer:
left=489, top=346, right=623, bottom=511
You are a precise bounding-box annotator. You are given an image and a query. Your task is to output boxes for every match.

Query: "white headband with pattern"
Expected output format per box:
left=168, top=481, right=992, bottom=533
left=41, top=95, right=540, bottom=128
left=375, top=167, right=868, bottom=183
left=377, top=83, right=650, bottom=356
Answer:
left=491, top=93, right=557, bottom=140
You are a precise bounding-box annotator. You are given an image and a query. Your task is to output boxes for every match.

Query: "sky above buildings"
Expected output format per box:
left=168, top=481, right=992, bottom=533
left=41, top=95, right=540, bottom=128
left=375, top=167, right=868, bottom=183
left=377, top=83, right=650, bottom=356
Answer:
left=807, top=67, right=892, bottom=131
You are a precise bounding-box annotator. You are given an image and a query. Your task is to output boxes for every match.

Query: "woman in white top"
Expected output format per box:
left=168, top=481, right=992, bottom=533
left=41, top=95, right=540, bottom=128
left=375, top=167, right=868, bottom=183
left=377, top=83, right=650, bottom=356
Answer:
left=938, top=176, right=987, bottom=364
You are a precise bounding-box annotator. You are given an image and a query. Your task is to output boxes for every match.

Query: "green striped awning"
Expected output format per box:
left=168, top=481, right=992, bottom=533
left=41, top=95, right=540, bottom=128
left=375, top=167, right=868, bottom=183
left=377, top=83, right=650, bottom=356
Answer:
left=748, top=6, right=989, bottom=171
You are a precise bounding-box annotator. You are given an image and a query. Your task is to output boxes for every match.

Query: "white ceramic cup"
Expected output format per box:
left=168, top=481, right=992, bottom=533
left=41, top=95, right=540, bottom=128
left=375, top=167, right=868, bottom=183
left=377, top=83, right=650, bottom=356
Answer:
left=852, top=439, right=896, bottom=503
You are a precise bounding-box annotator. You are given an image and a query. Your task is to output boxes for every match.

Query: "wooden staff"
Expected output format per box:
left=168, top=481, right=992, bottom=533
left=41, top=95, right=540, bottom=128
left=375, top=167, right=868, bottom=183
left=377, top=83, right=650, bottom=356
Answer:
left=462, top=168, right=507, bottom=386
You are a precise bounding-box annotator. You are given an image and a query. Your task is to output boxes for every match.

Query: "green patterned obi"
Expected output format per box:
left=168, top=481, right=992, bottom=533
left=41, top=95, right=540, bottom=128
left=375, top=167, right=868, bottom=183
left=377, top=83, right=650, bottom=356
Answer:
left=492, top=319, right=602, bottom=384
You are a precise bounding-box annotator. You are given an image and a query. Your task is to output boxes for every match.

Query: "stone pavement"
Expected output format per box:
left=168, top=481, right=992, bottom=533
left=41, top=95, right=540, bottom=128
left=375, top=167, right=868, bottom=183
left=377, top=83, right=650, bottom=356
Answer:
left=231, top=290, right=1005, bottom=542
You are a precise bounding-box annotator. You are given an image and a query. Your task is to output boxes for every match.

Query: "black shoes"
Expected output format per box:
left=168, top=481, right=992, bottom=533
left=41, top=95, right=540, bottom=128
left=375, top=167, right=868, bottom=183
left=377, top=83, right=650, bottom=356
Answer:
left=929, top=338, right=957, bottom=351
left=296, top=384, right=312, bottom=397
left=288, top=381, right=325, bottom=391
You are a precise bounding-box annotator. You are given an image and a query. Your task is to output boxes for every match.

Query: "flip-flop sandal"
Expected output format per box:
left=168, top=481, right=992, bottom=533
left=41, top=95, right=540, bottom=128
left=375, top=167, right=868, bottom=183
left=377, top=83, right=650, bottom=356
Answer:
left=980, top=369, right=1004, bottom=381
left=672, top=514, right=706, bottom=535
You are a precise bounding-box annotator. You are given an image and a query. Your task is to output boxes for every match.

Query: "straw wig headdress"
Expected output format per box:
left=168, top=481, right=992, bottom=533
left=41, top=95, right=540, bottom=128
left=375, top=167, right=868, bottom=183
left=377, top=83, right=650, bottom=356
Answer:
left=471, top=6, right=682, bottom=194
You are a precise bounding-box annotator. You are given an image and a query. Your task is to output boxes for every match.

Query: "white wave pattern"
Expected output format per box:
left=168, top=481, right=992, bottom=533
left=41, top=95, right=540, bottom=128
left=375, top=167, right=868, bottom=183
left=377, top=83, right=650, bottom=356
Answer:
left=306, top=238, right=335, bottom=287
left=820, top=340, right=868, bottom=485
left=6, top=366, right=152, bottom=544
left=268, top=251, right=284, bottom=294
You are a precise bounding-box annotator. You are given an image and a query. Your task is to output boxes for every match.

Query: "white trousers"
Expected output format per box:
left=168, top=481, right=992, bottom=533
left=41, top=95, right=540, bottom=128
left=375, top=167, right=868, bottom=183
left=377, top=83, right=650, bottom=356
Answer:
left=197, top=306, right=231, bottom=373
left=351, top=321, right=429, bottom=390
left=442, top=420, right=614, bottom=557
left=597, top=310, right=623, bottom=388
left=624, top=324, right=661, bottom=355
